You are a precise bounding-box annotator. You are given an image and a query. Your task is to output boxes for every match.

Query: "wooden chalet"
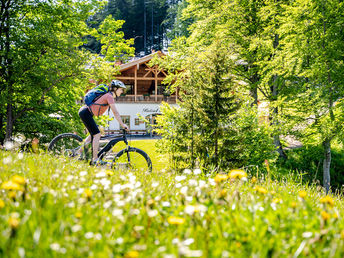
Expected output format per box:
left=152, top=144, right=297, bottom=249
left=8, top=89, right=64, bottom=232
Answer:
left=114, top=51, right=177, bottom=104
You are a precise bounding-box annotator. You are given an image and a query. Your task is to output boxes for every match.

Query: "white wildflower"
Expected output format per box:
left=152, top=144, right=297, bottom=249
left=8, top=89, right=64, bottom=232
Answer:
left=103, top=201, right=112, bottom=209
left=162, top=201, right=171, bottom=207
left=182, top=238, right=194, bottom=246
left=175, top=183, right=182, bottom=188
left=175, top=175, right=186, bottom=182
left=50, top=243, right=60, bottom=251
left=193, top=169, right=202, bottom=175
left=152, top=181, right=159, bottom=188
left=148, top=209, right=158, bottom=217
left=95, top=171, right=106, bottom=178
left=85, top=232, right=94, bottom=239
left=66, top=175, right=74, bottom=182
left=112, top=209, right=123, bottom=216
left=112, top=184, right=122, bottom=193
left=180, top=186, right=188, bottom=195
left=183, top=169, right=192, bottom=175
left=188, top=179, right=198, bottom=187
left=116, top=237, right=124, bottom=244
left=71, top=225, right=82, bottom=233
left=80, top=171, right=88, bottom=177
left=95, top=233, right=102, bottom=240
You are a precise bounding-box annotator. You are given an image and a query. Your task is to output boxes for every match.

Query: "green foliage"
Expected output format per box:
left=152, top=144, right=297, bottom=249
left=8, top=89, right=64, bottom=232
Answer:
left=1, top=151, right=344, bottom=256
left=279, top=144, right=344, bottom=191
left=0, top=0, right=135, bottom=145
left=90, top=15, right=135, bottom=62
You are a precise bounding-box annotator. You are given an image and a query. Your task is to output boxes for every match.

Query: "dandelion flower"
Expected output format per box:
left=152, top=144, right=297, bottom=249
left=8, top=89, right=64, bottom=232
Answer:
left=75, top=212, right=82, bottom=219
left=83, top=189, right=92, bottom=199
left=320, top=196, right=334, bottom=207
left=12, top=175, right=26, bottom=185
left=124, top=251, right=139, bottom=258
left=1, top=181, right=22, bottom=191
left=299, top=191, right=307, bottom=199
left=321, top=210, right=330, bottom=221
left=228, top=169, right=247, bottom=180
left=0, top=199, right=4, bottom=208
left=251, top=177, right=257, bottom=183
left=214, top=174, right=228, bottom=183
left=219, top=189, right=227, bottom=198
left=254, top=186, right=268, bottom=194
left=8, top=217, right=20, bottom=229
left=167, top=216, right=185, bottom=225
left=272, top=198, right=282, bottom=204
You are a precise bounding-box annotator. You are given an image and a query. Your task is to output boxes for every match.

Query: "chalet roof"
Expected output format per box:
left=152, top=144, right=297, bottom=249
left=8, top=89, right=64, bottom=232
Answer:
left=119, top=51, right=165, bottom=72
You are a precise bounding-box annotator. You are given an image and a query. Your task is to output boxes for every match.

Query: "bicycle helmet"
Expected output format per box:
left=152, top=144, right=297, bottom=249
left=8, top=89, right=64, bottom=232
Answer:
left=110, top=80, right=126, bottom=90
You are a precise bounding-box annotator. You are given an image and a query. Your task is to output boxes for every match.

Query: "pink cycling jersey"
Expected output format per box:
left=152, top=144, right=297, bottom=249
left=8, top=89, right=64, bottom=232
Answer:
left=89, top=92, right=115, bottom=116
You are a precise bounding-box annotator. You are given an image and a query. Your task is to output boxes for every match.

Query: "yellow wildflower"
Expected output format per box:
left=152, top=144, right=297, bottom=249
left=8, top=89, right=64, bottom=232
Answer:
left=0, top=199, right=4, bottom=208
left=12, top=175, right=26, bottom=185
left=299, top=191, right=307, bottom=199
left=321, top=211, right=331, bottom=221
left=8, top=191, right=16, bottom=200
left=291, top=202, right=297, bottom=209
left=8, top=217, right=20, bottom=229
left=124, top=251, right=139, bottom=258
left=320, top=196, right=334, bottom=207
left=251, top=177, right=257, bottom=183
left=228, top=169, right=247, bottom=180
left=75, top=212, right=82, bottom=219
left=214, top=174, right=228, bottom=183
left=105, top=170, right=114, bottom=176
left=83, top=189, right=92, bottom=199
left=1, top=181, right=22, bottom=191
left=167, top=216, right=185, bottom=225
left=272, top=198, right=282, bottom=204
left=219, top=189, right=227, bottom=198
left=254, top=186, right=268, bottom=195
left=341, top=230, right=344, bottom=239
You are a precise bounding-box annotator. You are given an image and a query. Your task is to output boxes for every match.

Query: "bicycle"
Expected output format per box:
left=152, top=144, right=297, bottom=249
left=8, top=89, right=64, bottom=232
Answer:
left=47, top=129, right=152, bottom=172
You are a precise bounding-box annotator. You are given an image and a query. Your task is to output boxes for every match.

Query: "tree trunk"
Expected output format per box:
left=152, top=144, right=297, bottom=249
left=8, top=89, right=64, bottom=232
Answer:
left=5, top=99, right=13, bottom=141
left=271, top=75, right=286, bottom=160
left=322, top=139, right=331, bottom=193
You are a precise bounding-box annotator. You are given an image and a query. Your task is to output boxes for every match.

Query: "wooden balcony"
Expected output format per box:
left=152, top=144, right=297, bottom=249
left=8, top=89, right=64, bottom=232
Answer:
left=116, top=94, right=177, bottom=104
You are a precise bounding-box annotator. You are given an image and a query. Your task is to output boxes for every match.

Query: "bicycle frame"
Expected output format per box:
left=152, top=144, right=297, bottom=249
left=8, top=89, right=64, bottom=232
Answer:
left=97, top=130, right=129, bottom=159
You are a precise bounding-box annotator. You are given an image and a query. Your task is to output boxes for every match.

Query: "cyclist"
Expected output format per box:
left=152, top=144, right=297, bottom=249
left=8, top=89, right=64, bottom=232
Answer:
left=79, top=80, right=129, bottom=165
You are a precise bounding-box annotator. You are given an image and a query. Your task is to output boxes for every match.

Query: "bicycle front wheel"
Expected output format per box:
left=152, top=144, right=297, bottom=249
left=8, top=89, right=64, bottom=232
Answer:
left=113, top=147, right=152, bottom=172
left=48, top=133, right=83, bottom=157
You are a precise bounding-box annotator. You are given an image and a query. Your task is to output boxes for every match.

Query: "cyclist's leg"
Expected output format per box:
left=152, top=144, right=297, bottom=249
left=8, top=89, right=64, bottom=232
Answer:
left=78, top=106, right=100, bottom=163
left=92, top=133, right=101, bottom=162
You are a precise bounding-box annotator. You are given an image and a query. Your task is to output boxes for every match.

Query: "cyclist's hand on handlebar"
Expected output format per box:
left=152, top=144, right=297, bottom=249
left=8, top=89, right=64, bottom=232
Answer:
left=122, top=124, right=129, bottom=132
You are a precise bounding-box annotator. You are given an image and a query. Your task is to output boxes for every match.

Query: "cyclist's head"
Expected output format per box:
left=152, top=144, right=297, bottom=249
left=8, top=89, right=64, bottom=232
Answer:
left=110, top=80, right=126, bottom=91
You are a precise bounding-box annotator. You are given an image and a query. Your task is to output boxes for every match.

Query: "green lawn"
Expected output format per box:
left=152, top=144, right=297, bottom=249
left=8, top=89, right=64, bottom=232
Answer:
left=1, top=150, right=344, bottom=257
left=110, top=139, right=170, bottom=172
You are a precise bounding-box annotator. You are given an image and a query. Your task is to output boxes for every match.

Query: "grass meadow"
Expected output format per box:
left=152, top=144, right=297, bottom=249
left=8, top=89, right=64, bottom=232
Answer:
left=0, top=140, right=344, bottom=257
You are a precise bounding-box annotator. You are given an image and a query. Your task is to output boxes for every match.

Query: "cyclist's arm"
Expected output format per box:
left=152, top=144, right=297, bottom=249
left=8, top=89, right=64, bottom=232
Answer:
left=109, top=103, right=128, bottom=129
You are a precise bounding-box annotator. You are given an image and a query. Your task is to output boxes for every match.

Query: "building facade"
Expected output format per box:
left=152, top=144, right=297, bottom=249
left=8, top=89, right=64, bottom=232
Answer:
left=106, top=52, right=178, bottom=134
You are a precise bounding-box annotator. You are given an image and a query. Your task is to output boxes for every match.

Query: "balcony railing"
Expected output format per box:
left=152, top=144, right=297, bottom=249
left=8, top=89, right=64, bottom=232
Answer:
left=116, top=94, right=177, bottom=104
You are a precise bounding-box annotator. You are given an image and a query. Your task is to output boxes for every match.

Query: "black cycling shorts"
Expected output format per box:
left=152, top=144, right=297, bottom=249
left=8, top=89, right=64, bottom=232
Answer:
left=78, top=106, right=100, bottom=136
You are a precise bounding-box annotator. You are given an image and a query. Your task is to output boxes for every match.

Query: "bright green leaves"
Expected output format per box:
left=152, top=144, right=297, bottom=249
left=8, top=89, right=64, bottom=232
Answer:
left=91, top=15, right=135, bottom=62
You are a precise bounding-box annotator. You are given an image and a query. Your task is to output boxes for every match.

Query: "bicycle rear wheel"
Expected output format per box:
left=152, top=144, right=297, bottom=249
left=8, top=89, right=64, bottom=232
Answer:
left=48, top=133, right=83, bottom=157
left=113, top=147, right=152, bottom=172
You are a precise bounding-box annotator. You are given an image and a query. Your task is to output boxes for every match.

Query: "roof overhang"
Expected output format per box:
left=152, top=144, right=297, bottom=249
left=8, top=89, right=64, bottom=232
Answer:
left=119, top=51, right=165, bottom=72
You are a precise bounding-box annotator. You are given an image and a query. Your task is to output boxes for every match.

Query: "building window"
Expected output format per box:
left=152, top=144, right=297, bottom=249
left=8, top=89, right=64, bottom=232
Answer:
left=135, top=118, right=145, bottom=125
left=120, top=116, right=130, bottom=128
left=125, top=84, right=134, bottom=95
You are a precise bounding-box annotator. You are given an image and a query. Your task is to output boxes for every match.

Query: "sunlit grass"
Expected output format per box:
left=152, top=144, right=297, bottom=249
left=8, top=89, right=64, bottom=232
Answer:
left=0, top=150, right=344, bottom=257
left=110, top=139, right=169, bottom=172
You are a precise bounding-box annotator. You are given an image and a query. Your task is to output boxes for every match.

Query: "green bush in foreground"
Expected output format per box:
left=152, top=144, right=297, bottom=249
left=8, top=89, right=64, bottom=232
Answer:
left=0, top=151, right=344, bottom=257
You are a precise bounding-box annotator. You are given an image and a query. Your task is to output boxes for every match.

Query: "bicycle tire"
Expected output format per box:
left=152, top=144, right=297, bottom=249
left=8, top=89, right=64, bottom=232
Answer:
left=112, top=147, right=152, bottom=172
left=48, top=133, right=83, bottom=157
